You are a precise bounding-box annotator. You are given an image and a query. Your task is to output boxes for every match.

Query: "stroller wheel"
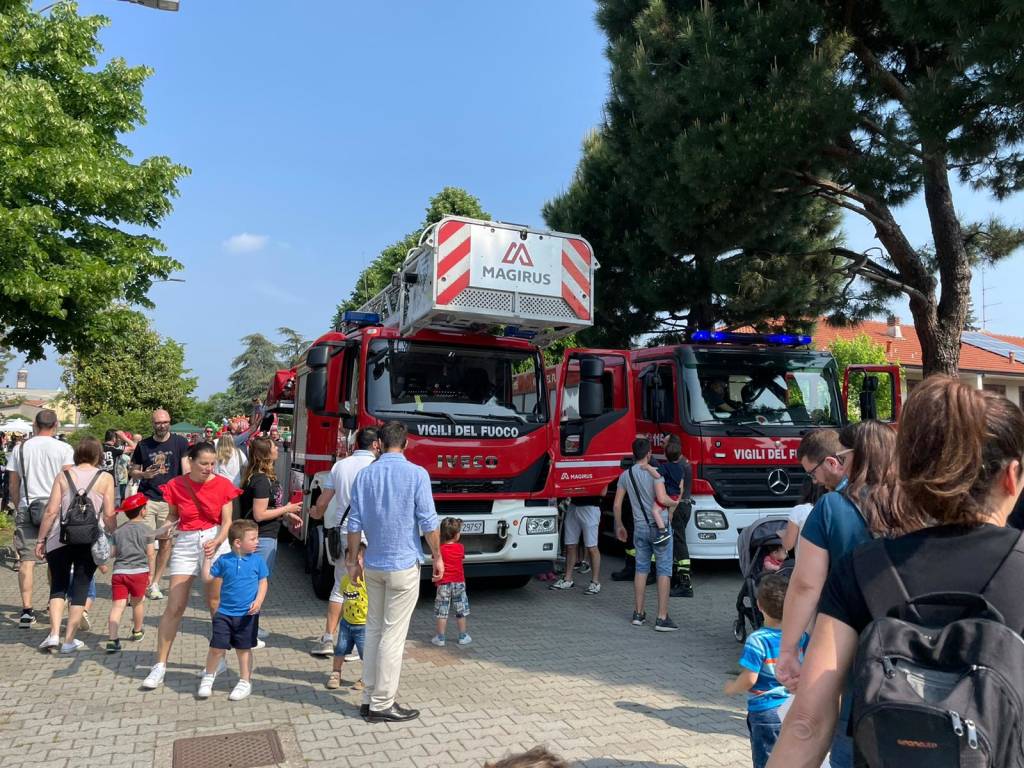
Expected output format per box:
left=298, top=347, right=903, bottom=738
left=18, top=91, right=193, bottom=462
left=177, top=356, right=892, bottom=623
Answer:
left=733, top=617, right=747, bottom=643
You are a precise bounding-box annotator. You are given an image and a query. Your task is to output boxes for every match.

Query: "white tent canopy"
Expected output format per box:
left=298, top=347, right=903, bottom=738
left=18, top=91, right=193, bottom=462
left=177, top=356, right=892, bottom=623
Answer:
left=0, top=418, right=33, bottom=435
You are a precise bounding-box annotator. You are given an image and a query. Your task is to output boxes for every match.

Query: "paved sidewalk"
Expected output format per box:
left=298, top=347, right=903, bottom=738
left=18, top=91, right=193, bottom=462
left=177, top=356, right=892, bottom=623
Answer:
left=0, top=543, right=752, bottom=767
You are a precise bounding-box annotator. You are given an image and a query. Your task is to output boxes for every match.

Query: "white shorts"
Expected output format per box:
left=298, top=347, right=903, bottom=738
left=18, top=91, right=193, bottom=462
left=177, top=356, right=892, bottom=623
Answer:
left=564, top=504, right=600, bottom=549
left=167, top=527, right=230, bottom=578
left=329, top=558, right=347, bottom=604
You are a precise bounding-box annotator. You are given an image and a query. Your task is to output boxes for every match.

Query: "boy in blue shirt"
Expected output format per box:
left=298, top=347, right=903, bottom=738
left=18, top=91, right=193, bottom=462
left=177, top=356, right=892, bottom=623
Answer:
left=724, top=573, right=794, bottom=768
left=198, top=519, right=268, bottom=702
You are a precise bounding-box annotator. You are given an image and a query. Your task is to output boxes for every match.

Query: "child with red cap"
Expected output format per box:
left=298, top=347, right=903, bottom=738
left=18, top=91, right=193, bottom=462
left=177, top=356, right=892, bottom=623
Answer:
left=105, top=493, right=174, bottom=653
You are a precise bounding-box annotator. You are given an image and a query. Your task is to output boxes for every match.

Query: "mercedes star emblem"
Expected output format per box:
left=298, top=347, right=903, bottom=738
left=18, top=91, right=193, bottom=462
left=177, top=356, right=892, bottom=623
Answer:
left=767, top=468, right=791, bottom=495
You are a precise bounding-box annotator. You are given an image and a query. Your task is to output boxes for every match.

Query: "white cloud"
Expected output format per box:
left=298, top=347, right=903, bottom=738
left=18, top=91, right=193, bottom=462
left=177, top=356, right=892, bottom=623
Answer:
left=222, top=233, right=269, bottom=254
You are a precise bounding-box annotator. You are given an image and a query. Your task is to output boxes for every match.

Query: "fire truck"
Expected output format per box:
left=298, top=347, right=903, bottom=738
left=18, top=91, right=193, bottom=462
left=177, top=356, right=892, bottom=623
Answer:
left=267, top=216, right=635, bottom=597
left=626, top=330, right=900, bottom=558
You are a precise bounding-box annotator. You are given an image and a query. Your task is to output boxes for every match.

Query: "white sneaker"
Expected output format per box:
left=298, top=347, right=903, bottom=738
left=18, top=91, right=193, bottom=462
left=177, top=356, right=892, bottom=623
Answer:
left=146, top=585, right=164, bottom=600
left=343, top=652, right=360, bottom=662
left=38, top=635, right=60, bottom=652
left=197, top=673, right=216, bottom=699
left=311, top=635, right=334, bottom=657
left=430, top=635, right=446, bottom=647
left=549, top=578, right=574, bottom=590
left=254, top=638, right=266, bottom=650
left=143, top=663, right=166, bottom=689
left=584, top=581, right=602, bottom=595
left=457, top=633, right=472, bottom=646
left=228, top=679, right=252, bottom=701
left=60, top=639, right=85, bottom=653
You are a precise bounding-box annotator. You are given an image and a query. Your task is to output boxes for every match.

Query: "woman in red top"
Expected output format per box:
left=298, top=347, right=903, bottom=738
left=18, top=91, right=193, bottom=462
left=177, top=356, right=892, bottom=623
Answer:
left=143, top=442, right=241, bottom=690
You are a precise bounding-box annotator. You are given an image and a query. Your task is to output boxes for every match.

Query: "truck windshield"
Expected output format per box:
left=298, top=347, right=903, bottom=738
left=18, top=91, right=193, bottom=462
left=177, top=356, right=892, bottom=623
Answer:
left=366, top=340, right=546, bottom=423
left=684, top=349, right=841, bottom=426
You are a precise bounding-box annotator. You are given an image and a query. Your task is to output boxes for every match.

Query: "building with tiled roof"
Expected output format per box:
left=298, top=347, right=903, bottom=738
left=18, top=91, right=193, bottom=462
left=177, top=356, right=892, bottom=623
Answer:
left=813, top=316, right=1024, bottom=405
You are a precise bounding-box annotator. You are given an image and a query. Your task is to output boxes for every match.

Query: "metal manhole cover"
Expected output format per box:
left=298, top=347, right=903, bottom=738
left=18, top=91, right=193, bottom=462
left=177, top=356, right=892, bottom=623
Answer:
left=172, top=729, right=285, bottom=768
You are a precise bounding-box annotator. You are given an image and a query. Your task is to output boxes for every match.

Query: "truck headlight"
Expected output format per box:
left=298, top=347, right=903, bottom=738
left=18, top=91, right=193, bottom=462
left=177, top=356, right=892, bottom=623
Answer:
left=525, top=516, right=556, bottom=535
left=695, top=510, right=728, bottom=530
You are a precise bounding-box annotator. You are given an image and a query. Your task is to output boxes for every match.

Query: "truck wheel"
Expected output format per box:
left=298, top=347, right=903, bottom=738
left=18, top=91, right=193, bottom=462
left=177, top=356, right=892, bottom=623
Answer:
left=311, top=563, right=334, bottom=601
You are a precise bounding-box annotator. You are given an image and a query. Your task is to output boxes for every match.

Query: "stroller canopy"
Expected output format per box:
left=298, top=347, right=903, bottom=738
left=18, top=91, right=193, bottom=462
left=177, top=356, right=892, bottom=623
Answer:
left=736, top=516, right=790, bottom=577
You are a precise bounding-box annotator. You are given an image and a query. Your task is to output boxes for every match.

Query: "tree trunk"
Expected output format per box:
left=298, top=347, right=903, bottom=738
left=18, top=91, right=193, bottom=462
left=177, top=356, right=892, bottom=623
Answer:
left=687, top=248, right=717, bottom=330
left=919, top=148, right=970, bottom=377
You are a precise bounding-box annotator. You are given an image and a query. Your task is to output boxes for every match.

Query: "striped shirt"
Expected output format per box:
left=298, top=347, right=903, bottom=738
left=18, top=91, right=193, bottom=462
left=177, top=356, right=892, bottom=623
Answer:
left=738, top=627, right=792, bottom=712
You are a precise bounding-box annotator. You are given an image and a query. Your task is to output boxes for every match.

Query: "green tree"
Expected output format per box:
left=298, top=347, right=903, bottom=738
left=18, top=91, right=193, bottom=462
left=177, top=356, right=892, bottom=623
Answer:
left=276, top=327, right=307, bottom=368
left=69, top=408, right=151, bottom=446
left=828, top=333, right=899, bottom=422
left=60, top=308, right=196, bottom=418
left=181, top=391, right=236, bottom=425
left=332, top=187, right=490, bottom=329
left=593, top=0, right=1024, bottom=375
left=0, top=347, right=14, bottom=384
left=227, top=334, right=280, bottom=412
left=0, top=1, right=188, bottom=362
left=546, top=21, right=849, bottom=347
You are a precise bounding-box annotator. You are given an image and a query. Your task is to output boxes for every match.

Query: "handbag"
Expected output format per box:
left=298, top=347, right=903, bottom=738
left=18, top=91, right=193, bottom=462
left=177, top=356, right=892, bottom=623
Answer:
left=91, top=521, right=111, bottom=565
left=16, top=437, right=47, bottom=527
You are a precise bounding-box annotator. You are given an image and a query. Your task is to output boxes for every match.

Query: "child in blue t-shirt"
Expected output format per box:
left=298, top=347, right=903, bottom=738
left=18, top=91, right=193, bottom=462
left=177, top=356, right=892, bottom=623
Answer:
left=198, top=519, right=268, bottom=702
left=724, top=572, right=796, bottom=768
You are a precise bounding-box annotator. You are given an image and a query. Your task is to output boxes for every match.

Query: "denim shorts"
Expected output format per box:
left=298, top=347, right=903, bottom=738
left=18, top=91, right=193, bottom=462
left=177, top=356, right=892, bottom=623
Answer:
left=747, top=707, right=783, bottom=768
left=434, top=581, right=470, bottom=619
left=334, top=619, right=365, bottom=658
left=633, top=521, right=673, bottom=577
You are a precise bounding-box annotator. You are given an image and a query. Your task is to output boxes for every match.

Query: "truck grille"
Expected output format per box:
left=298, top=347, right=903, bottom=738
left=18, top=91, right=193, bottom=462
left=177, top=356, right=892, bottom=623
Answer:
left=422, top=533, right=505, bottom=556
left=435, top=500, right=494, bottom=517
left=700, top=465, right=808, bottom=509
left=432, top=478, right=508, bottom=495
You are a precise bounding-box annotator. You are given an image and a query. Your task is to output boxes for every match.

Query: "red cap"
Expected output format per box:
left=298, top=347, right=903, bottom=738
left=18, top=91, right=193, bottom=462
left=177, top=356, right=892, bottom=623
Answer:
left=116, top=493, right=148, bottom=514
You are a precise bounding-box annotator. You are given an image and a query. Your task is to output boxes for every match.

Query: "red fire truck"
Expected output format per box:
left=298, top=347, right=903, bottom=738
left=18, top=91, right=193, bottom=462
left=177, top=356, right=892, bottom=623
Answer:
left=626, top=330, right=900, bottom=558
left=267, top=216, right=635, bottom=597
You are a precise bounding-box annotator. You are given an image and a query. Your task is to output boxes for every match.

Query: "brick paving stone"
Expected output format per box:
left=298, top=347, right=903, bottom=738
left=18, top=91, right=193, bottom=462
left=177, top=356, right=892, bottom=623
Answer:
left=0, top=541, right=758, bottom=766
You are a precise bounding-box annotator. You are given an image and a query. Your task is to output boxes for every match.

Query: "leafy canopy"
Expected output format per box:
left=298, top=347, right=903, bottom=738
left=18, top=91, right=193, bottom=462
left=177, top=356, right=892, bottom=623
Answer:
left=60, top=307, right=197, bottom=418
left=0, top=1, right=188, bottom=360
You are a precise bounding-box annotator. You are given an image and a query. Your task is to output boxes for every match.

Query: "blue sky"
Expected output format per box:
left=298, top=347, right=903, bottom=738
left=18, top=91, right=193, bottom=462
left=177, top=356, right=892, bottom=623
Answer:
left=15, top=0, right=1022, bottom=397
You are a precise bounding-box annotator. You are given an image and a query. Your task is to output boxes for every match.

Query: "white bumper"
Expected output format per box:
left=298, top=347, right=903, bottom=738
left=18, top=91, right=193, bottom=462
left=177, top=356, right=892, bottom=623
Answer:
left=424, top=499, right=559, bottom=566
left=686, top=494, right=790, bottom=560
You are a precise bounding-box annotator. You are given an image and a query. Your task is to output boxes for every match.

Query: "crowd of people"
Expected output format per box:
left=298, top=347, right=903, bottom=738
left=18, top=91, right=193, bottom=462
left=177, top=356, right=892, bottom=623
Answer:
left=7, top=374, right=1024, bottom=766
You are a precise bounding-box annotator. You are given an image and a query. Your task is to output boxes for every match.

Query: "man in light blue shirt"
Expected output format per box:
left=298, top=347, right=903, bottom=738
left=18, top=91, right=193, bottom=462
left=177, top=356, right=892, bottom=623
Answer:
left=347, top=421, right=441, bottom=723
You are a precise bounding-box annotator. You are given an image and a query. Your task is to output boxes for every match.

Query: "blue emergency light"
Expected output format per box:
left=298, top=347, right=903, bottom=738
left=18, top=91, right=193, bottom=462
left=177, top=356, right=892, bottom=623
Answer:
left=342, top=311, right=381, bottom=327
left=691, top=330, right=811, bottom=346
left=503, top=326, right=538, bottom=340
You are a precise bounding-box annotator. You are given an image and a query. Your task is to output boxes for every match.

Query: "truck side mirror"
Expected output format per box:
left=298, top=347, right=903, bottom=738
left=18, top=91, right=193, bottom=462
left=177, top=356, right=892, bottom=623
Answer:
left=307, top=345, right=330, bottom=369
left=308, top=369, right=328, bottom=414
left=579, top=381, right=604, bottom=419
left=579, top=357, right=604, bottom=379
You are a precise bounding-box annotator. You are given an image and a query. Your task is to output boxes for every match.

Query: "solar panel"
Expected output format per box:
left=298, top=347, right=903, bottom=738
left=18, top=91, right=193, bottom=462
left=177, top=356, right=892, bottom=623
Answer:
left=962, top=331, right=1024, bottom=362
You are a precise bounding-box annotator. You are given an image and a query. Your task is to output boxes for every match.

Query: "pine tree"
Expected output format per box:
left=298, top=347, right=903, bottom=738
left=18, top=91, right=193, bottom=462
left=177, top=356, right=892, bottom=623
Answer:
left=592, top=0, right=1024, bottom=375
left=227, top=334, right=281, bottom=412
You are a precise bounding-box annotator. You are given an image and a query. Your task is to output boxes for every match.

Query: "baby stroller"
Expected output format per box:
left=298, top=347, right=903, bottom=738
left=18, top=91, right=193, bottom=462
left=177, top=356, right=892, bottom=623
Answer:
left=733, top=517, right=794, bottom=642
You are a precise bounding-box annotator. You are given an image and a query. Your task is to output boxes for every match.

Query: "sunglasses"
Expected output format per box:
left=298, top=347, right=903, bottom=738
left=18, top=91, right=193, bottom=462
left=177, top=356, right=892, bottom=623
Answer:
left=808, top=448, right=853, bottom=475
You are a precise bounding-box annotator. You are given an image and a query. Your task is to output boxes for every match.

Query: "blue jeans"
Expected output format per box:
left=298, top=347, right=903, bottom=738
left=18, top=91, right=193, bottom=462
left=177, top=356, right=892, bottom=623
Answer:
left=334, top=620, right=365, bottom=658
left=829, top=712, right=853, bottom=768
left=633, top=521, right=673, bottom=577
left=747, top=707, right=782, bottom=768
left=256, top=536, right=278, bottom=578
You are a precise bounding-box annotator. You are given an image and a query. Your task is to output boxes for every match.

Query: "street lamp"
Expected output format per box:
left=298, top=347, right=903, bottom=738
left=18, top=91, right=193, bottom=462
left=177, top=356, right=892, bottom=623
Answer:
left=121, top=0, right=179, bottom=10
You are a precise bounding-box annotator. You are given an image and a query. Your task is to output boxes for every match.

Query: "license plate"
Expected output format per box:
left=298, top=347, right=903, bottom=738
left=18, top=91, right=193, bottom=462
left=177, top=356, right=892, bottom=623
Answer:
left=460, top=520, right=484, bottom=534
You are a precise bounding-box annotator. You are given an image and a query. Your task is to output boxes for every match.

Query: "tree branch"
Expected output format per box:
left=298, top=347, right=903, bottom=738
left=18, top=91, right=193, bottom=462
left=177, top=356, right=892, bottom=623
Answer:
left=857, top=116, right=926, bottom=160
left=851, top=41, right=911, bottom=105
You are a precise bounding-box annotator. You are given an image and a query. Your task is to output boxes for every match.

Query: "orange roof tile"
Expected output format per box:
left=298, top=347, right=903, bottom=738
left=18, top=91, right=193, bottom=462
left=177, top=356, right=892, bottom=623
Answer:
left=813, top=318, right=1024, bottom=376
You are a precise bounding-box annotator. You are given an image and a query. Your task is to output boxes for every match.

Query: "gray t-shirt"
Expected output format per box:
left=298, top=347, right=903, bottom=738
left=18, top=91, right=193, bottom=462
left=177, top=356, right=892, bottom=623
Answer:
left=619, top=465, right=664, bottom=527
left=111, top=522, right=153, bottom=575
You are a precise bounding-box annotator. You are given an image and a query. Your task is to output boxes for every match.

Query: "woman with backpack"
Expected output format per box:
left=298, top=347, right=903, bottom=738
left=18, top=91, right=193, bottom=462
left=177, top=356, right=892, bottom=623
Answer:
left=775, top=419, right=926, bottom=765
left=33, top=436, right=117, bottom=653
left=767, top=376, right=1024, bottom=766
left=143, top=441, right=242, bottom=690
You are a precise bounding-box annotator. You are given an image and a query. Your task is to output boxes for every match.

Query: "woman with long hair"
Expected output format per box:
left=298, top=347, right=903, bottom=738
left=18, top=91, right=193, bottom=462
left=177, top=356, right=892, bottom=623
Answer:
left=143, top=441, right=242, bottom=690
left=768, top=377, right=1024, bottom=765
left=214, top=434, right=247, bottom=489
left=34, top=436, right=117, bottom=653
left=776, top=419, right=922, bottom=767
left=238, top=436, right=302, bottom=643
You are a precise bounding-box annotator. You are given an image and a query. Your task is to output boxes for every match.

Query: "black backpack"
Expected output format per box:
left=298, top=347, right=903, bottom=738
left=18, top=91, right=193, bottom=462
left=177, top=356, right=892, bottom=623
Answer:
left=60, top=470, right=102, bottom=546
left=850, top=535, right=1024, bottom=767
